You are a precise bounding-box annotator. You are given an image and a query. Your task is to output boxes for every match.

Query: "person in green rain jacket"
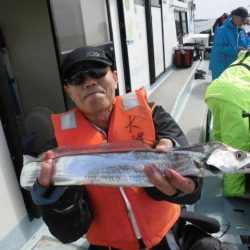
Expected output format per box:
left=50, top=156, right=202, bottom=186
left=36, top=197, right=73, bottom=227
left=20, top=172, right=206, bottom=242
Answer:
left=205, top=50, right=250, bottom=197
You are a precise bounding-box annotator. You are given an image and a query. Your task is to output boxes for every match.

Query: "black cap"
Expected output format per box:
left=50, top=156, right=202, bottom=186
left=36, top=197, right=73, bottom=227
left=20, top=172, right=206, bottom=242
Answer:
left=61, top=46, right=113, bottom=79
left=231, top=7, right=248, bottom=19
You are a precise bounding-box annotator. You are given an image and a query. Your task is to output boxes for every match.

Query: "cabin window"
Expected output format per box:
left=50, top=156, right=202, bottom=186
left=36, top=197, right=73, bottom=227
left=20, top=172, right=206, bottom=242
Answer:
left=118, top=0, right=165, bottom=89
left=151, top=1, right=164, bottom=78
left=48, top=0, right=114, bottom=109
left=174, top=11, right=182, bottom=44
left=49, top=0, right=111, bottom=53
left=151, top=0, right=161, bottom=7
left=181, top=12, right=188, bottom=35
left=174, top=11, right=188, bottom=44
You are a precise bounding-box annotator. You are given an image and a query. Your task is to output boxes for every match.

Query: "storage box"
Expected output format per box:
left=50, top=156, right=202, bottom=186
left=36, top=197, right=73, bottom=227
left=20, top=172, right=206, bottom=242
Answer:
left=191, top=34, right=209, bottom=47
left=175, top=47, right=194, bottom=68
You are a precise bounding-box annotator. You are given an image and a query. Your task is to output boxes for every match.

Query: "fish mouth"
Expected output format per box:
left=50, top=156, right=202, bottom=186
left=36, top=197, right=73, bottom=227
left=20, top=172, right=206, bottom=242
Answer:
left=241, top=162, right=250, bottom=173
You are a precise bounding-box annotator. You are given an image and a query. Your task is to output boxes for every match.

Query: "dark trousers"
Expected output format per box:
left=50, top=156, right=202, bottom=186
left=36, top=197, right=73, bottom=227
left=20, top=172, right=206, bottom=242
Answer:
left=89, top=224, right=235, bottom=250
left=89, top=236, right=170, bottom=250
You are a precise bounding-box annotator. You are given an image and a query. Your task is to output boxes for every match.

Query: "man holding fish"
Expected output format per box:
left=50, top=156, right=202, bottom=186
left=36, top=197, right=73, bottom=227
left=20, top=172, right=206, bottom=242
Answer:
left=31, top=46, right=233, bottom=250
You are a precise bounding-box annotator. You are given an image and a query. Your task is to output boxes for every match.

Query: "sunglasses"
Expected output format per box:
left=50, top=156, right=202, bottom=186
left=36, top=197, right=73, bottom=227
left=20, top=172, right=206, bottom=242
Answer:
left=66, top=67, right=108, bottom=86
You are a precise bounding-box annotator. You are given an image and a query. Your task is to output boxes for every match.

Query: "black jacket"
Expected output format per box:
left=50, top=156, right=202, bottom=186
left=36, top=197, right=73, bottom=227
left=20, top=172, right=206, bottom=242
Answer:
left=33, top=105, right=203, bottom=243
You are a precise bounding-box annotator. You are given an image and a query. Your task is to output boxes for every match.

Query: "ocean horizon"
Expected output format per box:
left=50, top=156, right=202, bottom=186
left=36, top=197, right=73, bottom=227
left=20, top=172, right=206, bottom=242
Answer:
left=194, top=18, right=250, bottom=34
left=194, top=19, right=215, bottom=33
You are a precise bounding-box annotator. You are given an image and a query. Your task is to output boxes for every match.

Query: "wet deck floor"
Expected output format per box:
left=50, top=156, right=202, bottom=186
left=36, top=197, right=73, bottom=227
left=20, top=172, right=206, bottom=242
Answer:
left=196, top=177, right=250, bottom=249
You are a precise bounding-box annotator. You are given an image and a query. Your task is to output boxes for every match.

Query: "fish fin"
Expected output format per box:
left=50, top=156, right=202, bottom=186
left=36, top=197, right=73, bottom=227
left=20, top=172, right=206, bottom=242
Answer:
left=52, top=141, right=152, bottom=158
left=174, top=142, right=226, bottom=154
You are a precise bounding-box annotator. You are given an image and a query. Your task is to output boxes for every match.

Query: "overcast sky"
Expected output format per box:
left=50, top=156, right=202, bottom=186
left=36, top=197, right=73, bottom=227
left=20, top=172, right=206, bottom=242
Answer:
left=194, top=0, right=250, bottom=19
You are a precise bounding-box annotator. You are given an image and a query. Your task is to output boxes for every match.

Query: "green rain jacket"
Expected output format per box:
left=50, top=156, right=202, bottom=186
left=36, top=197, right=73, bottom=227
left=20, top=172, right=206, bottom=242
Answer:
left=205, top=51, right=250, bottom=197
left=206, top=51, right=250, bottom=118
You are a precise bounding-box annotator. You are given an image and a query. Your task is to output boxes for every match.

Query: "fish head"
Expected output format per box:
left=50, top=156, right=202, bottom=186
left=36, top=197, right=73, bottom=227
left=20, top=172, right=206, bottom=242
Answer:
left=206, top=144, right=250, bottom=173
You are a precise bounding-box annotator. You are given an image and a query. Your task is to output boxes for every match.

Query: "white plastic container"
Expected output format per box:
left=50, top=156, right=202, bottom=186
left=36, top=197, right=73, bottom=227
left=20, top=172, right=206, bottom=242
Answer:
left=191, top=34, right=209, bottom=47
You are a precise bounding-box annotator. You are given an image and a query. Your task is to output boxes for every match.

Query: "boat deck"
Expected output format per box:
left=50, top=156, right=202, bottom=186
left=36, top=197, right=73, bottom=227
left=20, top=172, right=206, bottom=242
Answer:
left=196, top=176, right=250, bottom=250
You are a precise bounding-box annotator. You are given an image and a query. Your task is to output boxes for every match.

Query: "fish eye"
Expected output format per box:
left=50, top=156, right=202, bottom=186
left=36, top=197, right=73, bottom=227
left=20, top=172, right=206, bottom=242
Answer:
left=235, top=151, right=246, bottom=161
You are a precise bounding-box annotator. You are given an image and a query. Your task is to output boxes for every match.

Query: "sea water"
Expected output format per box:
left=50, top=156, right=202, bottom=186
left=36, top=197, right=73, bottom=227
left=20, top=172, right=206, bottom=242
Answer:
left=194, top=18, right=250, bottom=34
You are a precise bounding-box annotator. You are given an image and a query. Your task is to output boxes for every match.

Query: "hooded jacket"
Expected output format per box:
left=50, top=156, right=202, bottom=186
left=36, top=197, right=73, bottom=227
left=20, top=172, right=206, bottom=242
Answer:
left=209, top=17, right=250, bottom=79
left=206, top=51, right=250, bottom=151
left=206, top=51, right=250, bottom=116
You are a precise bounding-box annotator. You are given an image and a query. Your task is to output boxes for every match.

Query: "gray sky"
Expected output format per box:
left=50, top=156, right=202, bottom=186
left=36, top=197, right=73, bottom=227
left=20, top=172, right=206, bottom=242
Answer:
left=194, top=0, right=250, bottom=19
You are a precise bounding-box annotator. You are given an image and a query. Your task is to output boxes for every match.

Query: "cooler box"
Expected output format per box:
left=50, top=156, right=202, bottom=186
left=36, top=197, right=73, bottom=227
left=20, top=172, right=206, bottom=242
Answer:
left=175, top=47, right=194, bottom=68
left=191, top=34, right=209, bottom=47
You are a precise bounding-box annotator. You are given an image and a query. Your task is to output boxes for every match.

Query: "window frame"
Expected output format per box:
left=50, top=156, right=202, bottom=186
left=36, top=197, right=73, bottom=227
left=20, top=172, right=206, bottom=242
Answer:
left=174, top=11, right=189, bottom=44
left=47, top=0, right=114, bottom=109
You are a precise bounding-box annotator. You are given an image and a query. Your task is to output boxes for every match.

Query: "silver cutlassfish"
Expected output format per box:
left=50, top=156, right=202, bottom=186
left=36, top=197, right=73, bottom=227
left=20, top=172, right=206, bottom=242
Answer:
left=20, top=141, right=250, bottom=190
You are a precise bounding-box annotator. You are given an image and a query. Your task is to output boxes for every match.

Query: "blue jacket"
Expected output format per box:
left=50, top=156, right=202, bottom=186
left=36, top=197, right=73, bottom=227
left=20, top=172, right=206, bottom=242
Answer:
left=209, top=17, right=250, bottom=79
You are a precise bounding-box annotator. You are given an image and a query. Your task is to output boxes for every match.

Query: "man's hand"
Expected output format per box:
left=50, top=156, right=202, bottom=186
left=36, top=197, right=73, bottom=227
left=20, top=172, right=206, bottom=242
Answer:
left=238, top=46, right=246, bottom=51
left=38, top=150, right=55, bottom=187
left=155, top=138, right=174, bottom=151
left=144, top=138, right=196, bottom=196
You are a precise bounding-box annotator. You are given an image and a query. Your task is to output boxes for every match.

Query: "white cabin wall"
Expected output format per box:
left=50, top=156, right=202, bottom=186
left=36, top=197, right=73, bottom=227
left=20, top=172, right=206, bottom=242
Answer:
left=120, top=0, right=195, bottom=90
left=0, top=122, right=26, bottom=241
left=163, top=0, right=195, bottom=68
left=122, top=1, right=151, bottom=92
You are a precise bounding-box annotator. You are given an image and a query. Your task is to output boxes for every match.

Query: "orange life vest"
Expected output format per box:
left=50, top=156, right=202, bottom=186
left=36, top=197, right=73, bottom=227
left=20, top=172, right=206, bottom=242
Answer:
left=51, top=88, right=180, bottom=250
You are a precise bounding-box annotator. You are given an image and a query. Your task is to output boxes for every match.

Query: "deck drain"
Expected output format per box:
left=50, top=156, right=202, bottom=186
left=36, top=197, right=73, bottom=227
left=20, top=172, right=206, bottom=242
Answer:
left=240, top=235, right=250, bottom=245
